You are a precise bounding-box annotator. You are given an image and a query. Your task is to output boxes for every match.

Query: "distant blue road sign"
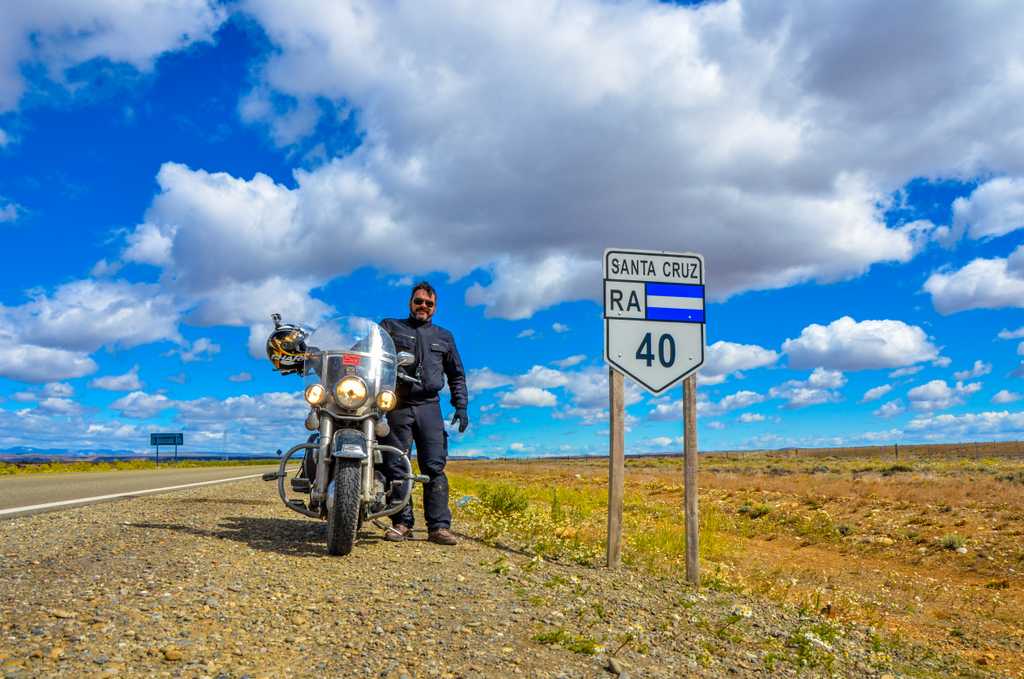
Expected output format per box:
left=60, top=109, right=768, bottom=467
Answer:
left=150, top=433, right=183, bottom=446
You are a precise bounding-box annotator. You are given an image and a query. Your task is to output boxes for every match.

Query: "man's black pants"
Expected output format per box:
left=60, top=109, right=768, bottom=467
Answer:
left=379, top=400, right=451, bottom=530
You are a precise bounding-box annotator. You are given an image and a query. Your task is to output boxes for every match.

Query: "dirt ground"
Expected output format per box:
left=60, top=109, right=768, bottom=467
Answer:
left=0, top=473, right=979, bottom=678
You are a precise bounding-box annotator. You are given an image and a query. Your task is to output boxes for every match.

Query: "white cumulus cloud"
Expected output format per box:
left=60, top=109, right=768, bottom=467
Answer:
left=123, top=0, right=1024, bottom=323
left=861, top=384, right=892, bottom=403
left=0, top=0, right=227, bottom=112
left=176, top=391, right=306, bottom=425
left=0, top=199, right=21, bottom=223
left=0, top=341, right=97, bottom=383
left=37, top=397, right=82, bottom=416
left=992, top=389, right=1022, bottom=404
left=90, top=366, right=143, bottom=391
left=110, top=391, right=176, bottom=419
left=953, top=360, right=992, bottom=381
left=924, top=245, right=1024, bottom=314
left=467, top=368, right=514, bottom=392
left=122, top=222, right=175, bottom=266
left=769, top=368, right=847, bottom=408
left=552, top=354, right=586, bottom=369
left=651, top=389, right=764, bottom=420
left=0, top=279, right=181, bottom=353
left=174, top=337, right=221, bottom=363
left=873, top=399, right=905, bottom=419
left=907, top=379, right=980, bottom=412
left=783, top=316, right=937, bottom=370
left=951, top=176, right=1024, bottom=240
left=517, top=365, right=570, bottom=390
left=907, top=411, right=1024, bottom=437
left=997, top=327, right=1024, bottom=340
left=701, top=341, right=779, bottom=383
left=499, top=387, right=557, bottom=408
left=43, top=382, right=73, bottom=398
left=713, top=390, right=769, bottom=414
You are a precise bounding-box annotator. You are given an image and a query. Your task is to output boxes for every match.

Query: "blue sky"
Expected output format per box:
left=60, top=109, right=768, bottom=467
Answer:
left=1, top=1, right=1023, bottom=457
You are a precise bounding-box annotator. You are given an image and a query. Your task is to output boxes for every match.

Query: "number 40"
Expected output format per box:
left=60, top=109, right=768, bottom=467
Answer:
left=635, top=332, right=676, bottom=367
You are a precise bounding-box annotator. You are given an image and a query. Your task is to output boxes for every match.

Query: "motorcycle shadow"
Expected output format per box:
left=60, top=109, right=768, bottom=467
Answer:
left=130, top=517, right=381, bottom=557
left=173, top=498, right=272, bottom=507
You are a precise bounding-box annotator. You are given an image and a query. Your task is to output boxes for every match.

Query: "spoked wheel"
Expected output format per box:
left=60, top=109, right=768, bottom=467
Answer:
left=326, top=459, right=361, bottom=556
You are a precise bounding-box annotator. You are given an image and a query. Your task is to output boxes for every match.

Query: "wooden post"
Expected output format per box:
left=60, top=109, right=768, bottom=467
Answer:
left=683, top=373, right=699, bottom=586
left=607, top=368, right=625, bottom=568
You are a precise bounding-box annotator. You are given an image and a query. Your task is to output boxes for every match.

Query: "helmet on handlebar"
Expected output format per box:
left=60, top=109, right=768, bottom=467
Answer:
left=266, top=314, right=308, bottom=374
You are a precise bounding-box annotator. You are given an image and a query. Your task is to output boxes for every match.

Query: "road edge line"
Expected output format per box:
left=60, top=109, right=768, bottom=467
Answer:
left=0, top=473, right=268, bottom=517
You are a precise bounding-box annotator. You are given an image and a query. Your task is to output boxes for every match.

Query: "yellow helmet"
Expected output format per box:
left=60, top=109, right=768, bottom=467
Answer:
left=266, top=313, right=308, bottom=374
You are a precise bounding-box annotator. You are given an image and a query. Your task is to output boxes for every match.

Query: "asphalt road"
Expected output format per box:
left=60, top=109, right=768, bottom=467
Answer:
left=0, top=464, right=282, bottom=518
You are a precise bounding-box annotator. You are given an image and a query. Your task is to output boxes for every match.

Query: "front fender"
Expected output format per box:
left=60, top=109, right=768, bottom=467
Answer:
left=332, top=429, right=368, bottom=459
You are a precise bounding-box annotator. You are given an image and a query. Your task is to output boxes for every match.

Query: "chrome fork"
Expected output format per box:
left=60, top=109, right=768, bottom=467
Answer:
left=362, top=417, right=376, bottom=503
left=313, top=415, right=333, bottom=505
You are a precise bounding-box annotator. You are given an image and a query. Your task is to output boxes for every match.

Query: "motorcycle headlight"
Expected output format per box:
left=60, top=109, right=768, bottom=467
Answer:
left=304, top=383, right=326, bottom=406
left=376, top=390, right=397, bottom=412
left=335, top=376, right=368, bottom=409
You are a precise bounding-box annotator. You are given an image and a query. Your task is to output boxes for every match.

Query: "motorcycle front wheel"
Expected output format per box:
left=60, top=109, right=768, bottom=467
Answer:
left=326, top=459, right=361, bottom=556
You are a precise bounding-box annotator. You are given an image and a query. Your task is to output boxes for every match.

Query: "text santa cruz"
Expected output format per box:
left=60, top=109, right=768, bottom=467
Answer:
left=606, top=253, right=701, bottom=283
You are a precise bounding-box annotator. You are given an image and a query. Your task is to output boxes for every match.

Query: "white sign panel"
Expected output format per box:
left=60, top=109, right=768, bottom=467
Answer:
left=603, top=248, right=706, bottom=394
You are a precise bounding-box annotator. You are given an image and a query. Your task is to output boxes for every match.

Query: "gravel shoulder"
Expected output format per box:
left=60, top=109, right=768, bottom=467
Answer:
left=0, top=476, right=1000, bottom=678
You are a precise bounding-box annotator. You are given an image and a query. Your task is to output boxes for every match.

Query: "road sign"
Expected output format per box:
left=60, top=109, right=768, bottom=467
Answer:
left=150, top=433, right=183, bottom=446
left=603, top=248, right=705, bottom=394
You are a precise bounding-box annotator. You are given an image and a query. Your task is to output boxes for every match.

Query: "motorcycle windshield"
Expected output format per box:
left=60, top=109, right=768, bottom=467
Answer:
left=303, top=316, right=398, bottom=408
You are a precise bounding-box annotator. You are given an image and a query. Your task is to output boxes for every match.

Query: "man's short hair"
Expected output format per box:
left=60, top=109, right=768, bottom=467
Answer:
left=411, top=280, right=437, bottom=300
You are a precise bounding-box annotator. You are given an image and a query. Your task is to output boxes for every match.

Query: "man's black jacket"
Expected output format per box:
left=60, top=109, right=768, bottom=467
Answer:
left=381, top=316, right=468, bottom=409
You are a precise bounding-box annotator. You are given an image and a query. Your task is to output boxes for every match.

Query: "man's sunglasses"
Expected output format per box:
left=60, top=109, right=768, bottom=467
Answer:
left=412, top=297, right=435, bottom=308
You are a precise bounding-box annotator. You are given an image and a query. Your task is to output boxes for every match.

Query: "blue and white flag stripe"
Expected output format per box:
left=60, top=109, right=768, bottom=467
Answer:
left=645, top=282, right=705, bottom=323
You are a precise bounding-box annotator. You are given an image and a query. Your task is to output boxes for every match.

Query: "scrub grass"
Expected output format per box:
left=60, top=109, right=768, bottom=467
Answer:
left=449, top=472, right=603, bottom=565
left=448, top=468, right=729, bottom=571
left=531, top=627, right=601, bottom=655
left=0, top=458, right=279, bottom=476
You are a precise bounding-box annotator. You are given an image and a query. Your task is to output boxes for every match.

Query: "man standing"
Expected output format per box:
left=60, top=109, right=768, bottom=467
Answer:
left=379, top=281, right=469, bottom=545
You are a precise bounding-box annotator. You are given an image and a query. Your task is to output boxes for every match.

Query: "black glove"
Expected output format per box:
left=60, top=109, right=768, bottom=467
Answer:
left=450, top=408, right=469, bottom=433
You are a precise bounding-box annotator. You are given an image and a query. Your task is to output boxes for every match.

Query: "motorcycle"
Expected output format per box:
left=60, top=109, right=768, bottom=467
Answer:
left=262, top=313, right=427, bottom=555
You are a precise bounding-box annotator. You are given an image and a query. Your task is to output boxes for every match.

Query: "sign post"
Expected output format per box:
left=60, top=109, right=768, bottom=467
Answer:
left=603, top=248, right=705, bottom=583
left=606, top=369, right=625, bottom=568
left=683, top=373, right=699, bottom=585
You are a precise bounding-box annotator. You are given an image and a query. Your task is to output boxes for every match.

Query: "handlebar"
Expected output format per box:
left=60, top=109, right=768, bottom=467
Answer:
left=397, top=372, right=422, bottom=386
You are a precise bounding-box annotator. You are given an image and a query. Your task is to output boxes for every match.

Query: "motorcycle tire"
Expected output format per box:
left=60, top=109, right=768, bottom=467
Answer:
left=326, top=458, right=361, bottom=556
